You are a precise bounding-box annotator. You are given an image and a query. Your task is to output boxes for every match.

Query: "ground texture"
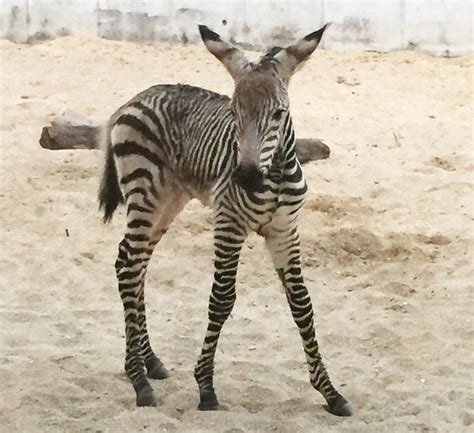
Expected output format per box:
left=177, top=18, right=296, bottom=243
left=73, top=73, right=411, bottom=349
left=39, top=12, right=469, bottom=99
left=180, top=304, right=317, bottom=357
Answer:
left=0, top=37, right=473, bottom=432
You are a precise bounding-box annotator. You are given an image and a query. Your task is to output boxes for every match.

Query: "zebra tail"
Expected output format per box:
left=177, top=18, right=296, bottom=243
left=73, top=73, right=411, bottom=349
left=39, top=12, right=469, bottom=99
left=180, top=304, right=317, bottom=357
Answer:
left=98, top=123, right=123, bottom=223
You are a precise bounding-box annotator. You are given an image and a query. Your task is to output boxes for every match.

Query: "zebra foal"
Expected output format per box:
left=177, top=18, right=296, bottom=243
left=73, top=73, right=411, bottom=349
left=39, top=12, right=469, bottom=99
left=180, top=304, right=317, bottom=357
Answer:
left=98, top=23, right=352, bottom=416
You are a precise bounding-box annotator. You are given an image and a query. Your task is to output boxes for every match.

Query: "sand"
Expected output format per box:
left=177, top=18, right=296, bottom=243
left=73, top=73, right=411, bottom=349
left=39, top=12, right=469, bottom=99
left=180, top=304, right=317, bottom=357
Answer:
left=0, top=36, right=473, bottom=433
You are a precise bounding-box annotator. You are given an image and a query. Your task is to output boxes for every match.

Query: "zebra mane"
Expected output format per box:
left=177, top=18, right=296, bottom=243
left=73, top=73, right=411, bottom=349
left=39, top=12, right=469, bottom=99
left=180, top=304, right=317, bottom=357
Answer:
left=253, top=46, right=284, bottom=75
left=262, top=46, right=284, bottom=60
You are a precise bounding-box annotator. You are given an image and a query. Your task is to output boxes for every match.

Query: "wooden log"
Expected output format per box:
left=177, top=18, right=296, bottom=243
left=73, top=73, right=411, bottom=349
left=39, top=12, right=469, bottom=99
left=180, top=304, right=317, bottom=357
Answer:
left=39, top=124, right=100, bottom=150
left=39, top=111, right=100, bottom=150
left=39, top=113, right=331, bottom=162
left=294, top=138, right=330, bottom=163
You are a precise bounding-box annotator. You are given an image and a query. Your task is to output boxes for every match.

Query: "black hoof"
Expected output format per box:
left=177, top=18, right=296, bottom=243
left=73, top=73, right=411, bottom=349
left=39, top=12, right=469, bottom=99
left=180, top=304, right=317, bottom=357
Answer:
left=325, top=396, right=353, bottom=417
left=137, top=388, right=158, bottom=407
left=198, top=393, right=225, bottom=411
left=134, top=377, right=159, bottom=407
left=198, top=402, right=227, bottom=411
left=146, top=357, right=169, bottom=380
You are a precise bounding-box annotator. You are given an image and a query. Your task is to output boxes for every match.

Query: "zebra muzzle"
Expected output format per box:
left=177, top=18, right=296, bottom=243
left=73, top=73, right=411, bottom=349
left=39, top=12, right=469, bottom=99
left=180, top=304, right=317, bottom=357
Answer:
left=232, top=163, right=264, bottom=192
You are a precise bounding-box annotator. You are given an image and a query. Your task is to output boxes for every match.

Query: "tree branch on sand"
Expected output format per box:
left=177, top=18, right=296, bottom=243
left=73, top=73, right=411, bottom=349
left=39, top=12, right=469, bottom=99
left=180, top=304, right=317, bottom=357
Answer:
left=39, top=112, right=330, bottom=164
left=39, top=112, right=100, bottom=150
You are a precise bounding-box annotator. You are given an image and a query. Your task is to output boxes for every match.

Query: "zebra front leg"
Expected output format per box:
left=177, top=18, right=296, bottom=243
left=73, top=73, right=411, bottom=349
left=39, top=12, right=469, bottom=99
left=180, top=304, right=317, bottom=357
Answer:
left=265, top=227, right=353, bottom=416
left=194, top=219, right=247, bottom=410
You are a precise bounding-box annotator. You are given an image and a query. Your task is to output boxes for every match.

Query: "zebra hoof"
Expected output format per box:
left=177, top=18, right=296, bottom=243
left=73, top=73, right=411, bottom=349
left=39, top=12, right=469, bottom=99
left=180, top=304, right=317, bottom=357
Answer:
left=134, top=377, right=159, bottom=407
left=146, top=357, right=169, bottom=380
left=198, top=402, right=226, bottom=411
left=198, top=393, right=225, bottom=411
left=136, top=387, right=159, bottom=407
left=325, top=397, right=353, bottom=417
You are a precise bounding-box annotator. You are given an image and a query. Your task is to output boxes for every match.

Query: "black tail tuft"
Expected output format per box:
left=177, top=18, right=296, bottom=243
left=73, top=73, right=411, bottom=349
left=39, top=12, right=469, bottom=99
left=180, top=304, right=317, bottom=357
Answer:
left=98, top=126, right=123, bottom=223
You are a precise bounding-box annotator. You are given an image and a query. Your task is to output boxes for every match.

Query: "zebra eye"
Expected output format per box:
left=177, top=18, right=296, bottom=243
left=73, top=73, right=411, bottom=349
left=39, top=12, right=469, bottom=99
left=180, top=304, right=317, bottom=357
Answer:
left=272, top=108, right=285, bottom=122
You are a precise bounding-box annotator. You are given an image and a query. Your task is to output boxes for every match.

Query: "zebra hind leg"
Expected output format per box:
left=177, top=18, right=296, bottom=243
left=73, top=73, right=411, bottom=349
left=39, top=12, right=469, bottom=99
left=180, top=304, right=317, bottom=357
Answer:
left=138, top=196, right=189, bottom=381
left=117, top=184, right=189, bottom=406
left=116, top=233, right=158, bottom=407
left=138, top=288, right=169, bottom=380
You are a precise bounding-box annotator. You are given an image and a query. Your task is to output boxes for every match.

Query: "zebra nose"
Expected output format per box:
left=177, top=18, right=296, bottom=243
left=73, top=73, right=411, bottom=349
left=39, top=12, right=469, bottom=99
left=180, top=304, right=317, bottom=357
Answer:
left=232, top=163, right=264, bottom=192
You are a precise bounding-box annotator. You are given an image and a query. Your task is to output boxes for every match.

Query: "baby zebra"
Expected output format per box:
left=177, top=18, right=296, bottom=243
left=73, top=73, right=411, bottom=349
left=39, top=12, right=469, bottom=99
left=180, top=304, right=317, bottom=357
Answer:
left=98, top=24, right=352, bottom=416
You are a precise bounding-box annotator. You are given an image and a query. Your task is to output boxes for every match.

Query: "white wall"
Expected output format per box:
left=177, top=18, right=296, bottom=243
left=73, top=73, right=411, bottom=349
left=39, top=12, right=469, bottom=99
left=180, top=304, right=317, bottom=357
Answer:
left=0, top=0, right=472, bottom=55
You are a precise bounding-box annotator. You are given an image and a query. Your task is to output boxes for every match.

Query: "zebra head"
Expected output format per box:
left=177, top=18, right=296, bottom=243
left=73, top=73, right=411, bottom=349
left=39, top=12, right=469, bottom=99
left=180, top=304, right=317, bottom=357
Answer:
left=198, top=24, right=329, bottom=192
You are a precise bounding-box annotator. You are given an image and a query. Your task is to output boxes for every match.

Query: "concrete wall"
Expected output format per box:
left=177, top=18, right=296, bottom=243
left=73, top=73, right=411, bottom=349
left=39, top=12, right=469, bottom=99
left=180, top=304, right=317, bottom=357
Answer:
left=0, top=0, right=472, bottom=55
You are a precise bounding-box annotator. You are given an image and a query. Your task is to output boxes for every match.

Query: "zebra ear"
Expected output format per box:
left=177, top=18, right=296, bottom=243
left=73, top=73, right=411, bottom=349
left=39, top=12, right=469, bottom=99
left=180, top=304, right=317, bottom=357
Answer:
left=274, top=23, right=330, bottom=82
left=198, top=25, right=250, bottom=80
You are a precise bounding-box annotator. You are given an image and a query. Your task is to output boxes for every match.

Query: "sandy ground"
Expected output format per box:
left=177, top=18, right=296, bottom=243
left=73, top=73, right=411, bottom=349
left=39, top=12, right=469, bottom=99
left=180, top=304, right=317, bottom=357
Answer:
left=0, top=36, right=473, bottom=433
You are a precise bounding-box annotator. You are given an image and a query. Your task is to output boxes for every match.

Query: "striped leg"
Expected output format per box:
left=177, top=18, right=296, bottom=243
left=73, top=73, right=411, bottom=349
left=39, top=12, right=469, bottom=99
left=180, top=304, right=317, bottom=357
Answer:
left=116, top=181, right=189, bottom=406
left=116, top=230, right=157, bottom=407
left=265, top=226, right=353, bottom=416
left=137, top=195, right=189, bottom=381
left=138, top=287, right=169, bottom=380
left=194, top=217, right=247, bottom=410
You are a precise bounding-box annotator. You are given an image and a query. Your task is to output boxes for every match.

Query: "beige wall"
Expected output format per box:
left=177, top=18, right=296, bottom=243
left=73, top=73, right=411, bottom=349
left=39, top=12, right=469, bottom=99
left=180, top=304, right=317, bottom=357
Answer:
left=1, top=0, right=472, bottom=55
